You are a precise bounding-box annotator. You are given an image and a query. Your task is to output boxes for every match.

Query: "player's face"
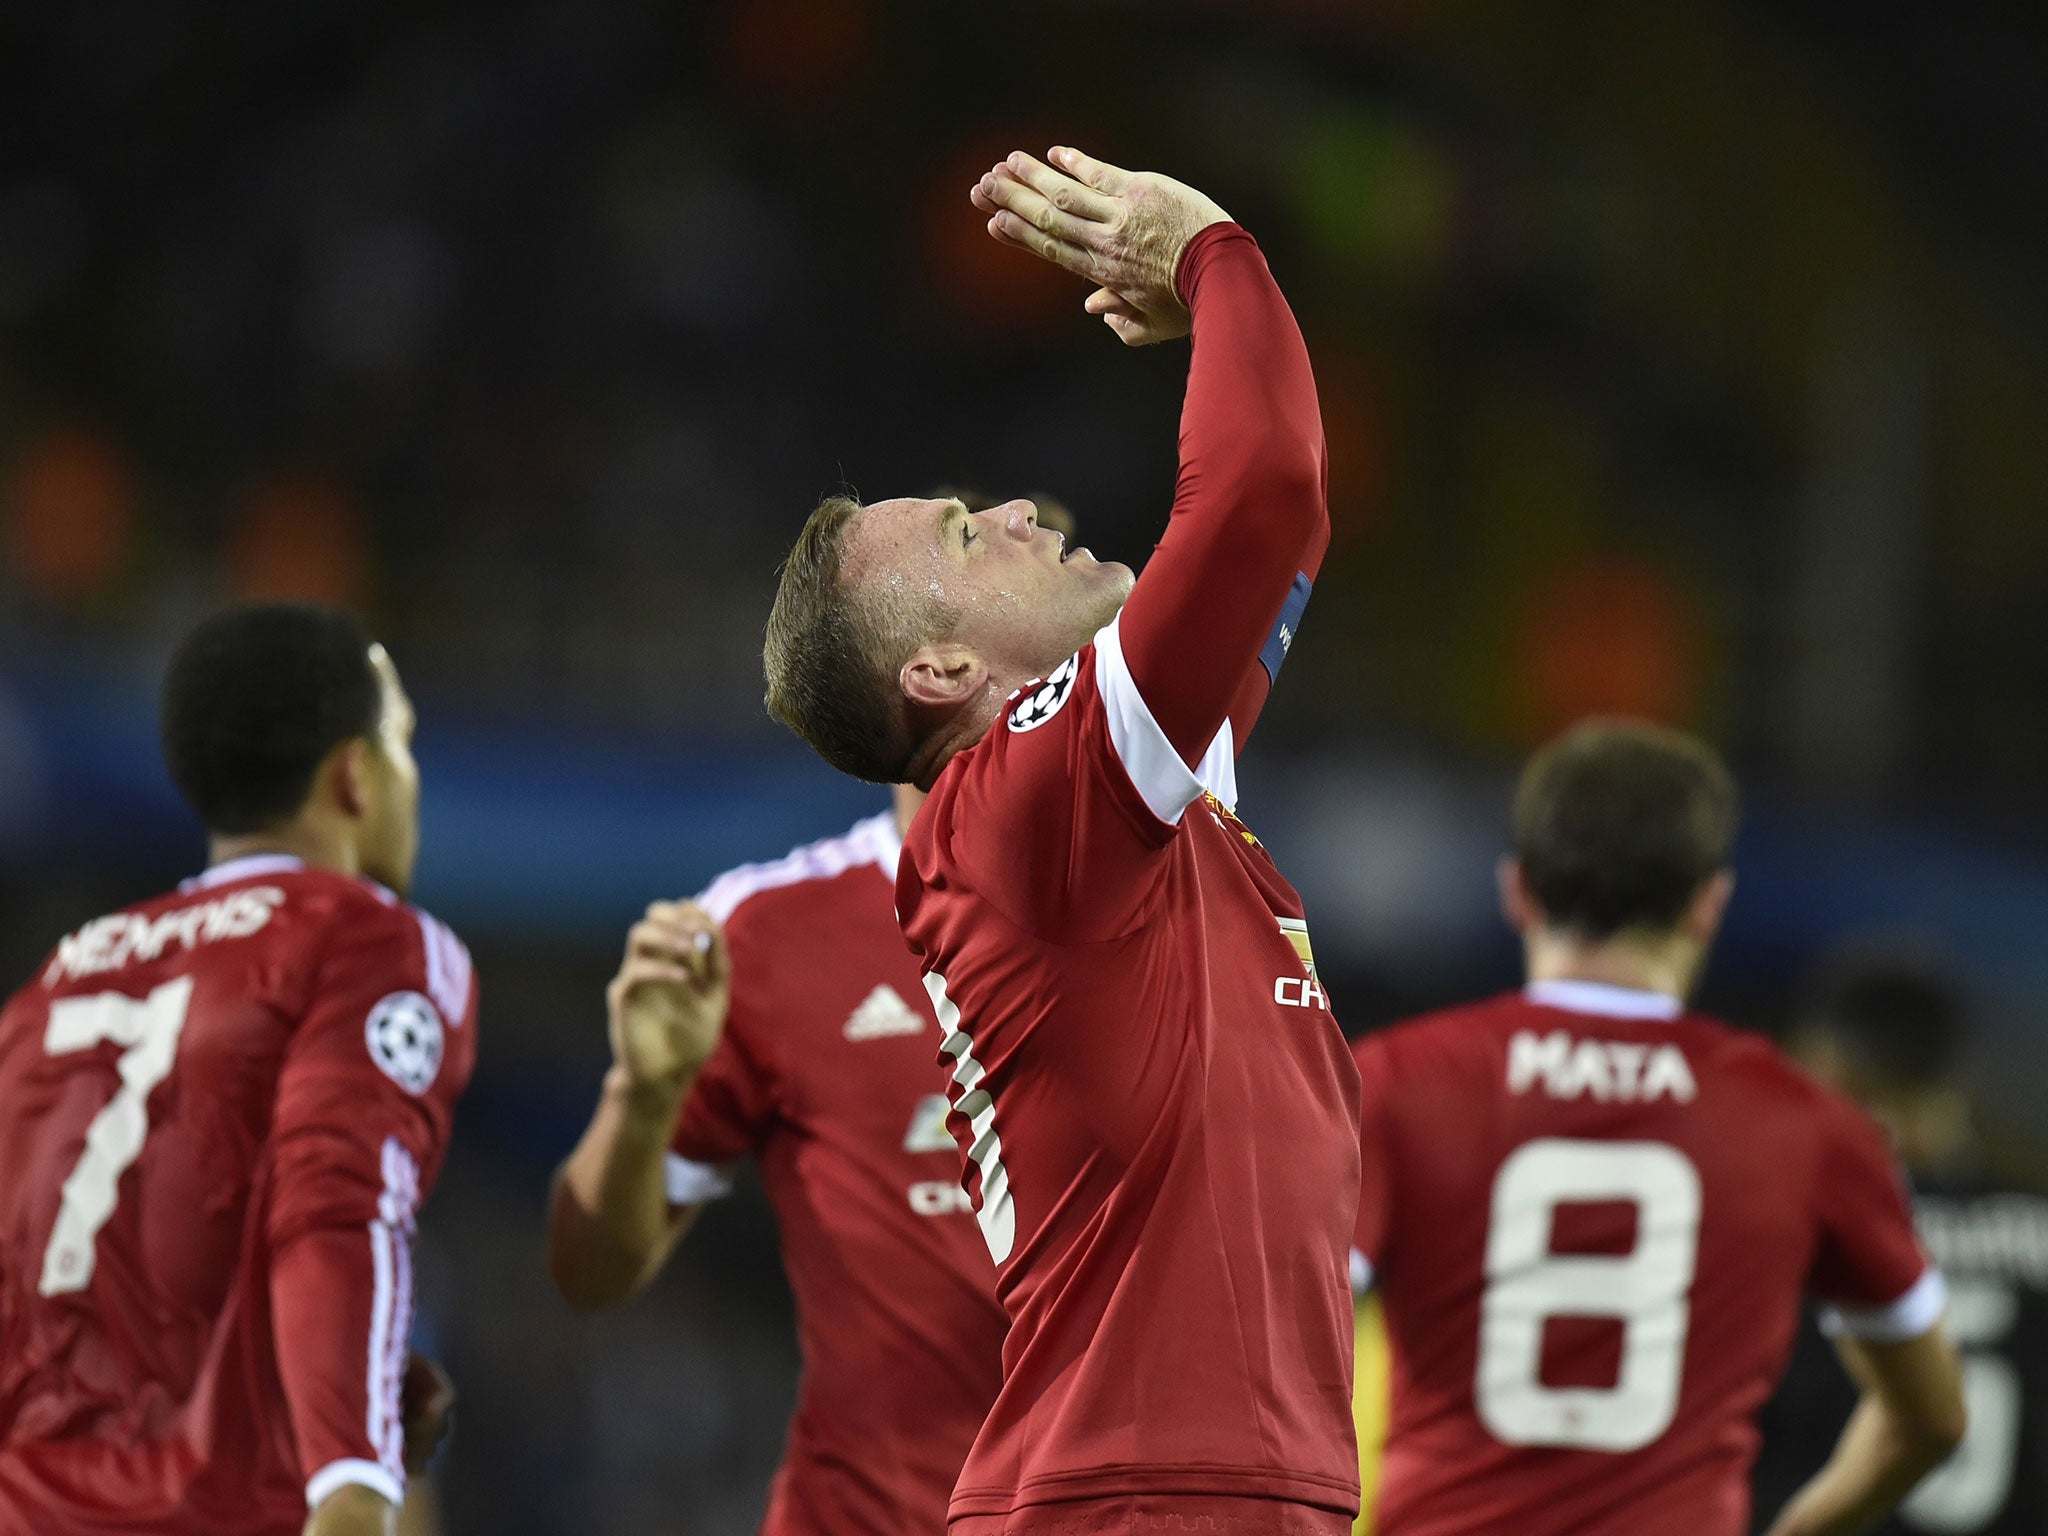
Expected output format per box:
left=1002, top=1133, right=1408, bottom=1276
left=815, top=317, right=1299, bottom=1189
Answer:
left=849, top=496, right=1134, bottom=683
left=357, top=645, right=422, bottom=897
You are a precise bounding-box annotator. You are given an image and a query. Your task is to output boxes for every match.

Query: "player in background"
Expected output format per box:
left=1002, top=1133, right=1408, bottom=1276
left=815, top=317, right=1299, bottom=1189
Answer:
left=545, top=495, right=1071, bottom=1536
left=0, top=606, right=477, bottom=1536
left=763, top=147, right=1359, bottom=1536
left=1350, top=720, right=1966, bottom=1536
left=1753, top=949, right=2046, bottom=1535
left=546, top=788, right=1008, bottom=1536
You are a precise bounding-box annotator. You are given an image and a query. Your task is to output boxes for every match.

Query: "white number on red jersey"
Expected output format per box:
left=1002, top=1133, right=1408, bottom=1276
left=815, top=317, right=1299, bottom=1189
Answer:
left=38, top=977, right=195, bottom=1296
left=923, top=971, right=1015, bottom=1264
left=1476, top=1137, right=1702, bottom=1452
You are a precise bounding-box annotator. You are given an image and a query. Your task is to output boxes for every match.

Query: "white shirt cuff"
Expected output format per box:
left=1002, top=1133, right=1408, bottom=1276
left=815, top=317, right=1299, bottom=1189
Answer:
left=306, top=1458, right=404, bottom=1510
left=664, top=1153, right=737, bottom=1206
left=1820, top=1267, right=1947, bottom=1343
left=1350, top=1246, right=1376, bottom=1296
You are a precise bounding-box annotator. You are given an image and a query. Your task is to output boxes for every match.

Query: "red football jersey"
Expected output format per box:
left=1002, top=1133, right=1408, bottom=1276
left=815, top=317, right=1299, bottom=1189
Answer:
left=1352, top=980, right=1942, bottom=1536
left=897, top=621, right=1362, bottom=1530
left=665, top=811, right=1008, bottom=1536
left=0, top=855, right=478, bottom=1535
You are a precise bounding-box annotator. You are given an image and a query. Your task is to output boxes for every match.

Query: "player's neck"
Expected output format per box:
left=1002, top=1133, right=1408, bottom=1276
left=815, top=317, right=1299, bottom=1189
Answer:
left=892, top=783, right=927, bottom=836
left=1523, top=930, right=1699, bottom=1003
left=905, top=690, right=1006, bottom=791
left=1882, top=1085, right=1980, bottom=1175
left=206, top=822, right=359, bottom=882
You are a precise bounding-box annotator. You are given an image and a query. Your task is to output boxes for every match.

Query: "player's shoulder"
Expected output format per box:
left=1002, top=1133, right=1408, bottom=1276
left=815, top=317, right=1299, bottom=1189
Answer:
left=698, top=810, right=900, bottom=929
left=1669, top=1009, right=1837, bottom=1103
left=928, top=641, right=1096, bottom=822
left=259, top=863, right=475, bottom=1027
left=919, top=623, right=1167, bottom=848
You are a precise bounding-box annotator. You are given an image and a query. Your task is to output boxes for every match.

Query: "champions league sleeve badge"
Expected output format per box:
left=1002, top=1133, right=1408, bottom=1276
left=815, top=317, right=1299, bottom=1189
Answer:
left=365, top=991, right=445, bottom=1095
left=1007, top=652, right=1081, bottom=733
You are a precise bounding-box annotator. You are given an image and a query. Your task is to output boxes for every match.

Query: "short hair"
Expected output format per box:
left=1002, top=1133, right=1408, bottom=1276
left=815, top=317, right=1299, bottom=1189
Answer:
left=764, top=494, right=956, bottom=784
left=1799, top=946, right=1966, bottom=1086
left=161, top=604, right=382, bottom=834
left=1513, top=718, right=1739, bottom=939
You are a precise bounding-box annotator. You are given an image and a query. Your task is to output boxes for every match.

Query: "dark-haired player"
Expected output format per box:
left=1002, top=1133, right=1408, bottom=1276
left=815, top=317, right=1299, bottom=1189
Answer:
left=1754, top=949, right=2047, bottom=1535
left=761, top=148, right=1358, bottom=1535
left=0, top=605, right=477, bottom=1536
left=1349, top=720, right=1966, bottom=1536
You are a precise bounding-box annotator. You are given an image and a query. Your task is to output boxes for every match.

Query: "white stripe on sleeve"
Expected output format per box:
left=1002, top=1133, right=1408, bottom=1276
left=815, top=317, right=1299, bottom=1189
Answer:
left=1093, top=615, right=1235, bottom=826
left=305, top=1457, right=405, bottom=1510
left=411, top=908, right=473, bottom=1026
left=364, top=1139, right=420, bottom=1490
left=1820, top=1266, right=1948, bottom=1343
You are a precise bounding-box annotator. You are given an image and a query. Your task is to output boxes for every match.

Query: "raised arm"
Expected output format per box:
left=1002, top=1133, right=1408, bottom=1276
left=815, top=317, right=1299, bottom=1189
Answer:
left=546, top=901, right=729, bottom=1310
left=975, top=147, right=1328, bottom=761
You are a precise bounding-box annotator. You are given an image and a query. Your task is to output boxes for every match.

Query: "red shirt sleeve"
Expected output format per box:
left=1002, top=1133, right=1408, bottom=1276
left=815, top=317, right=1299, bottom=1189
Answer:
left=1807, top=1089, right=1942, bottom=1341
left=1116, top=222, right=1329, bottom=763
left=265, top=896, right=478, bottom=1511
left=1351, top=1033, right=1396, bottom=1290
left=932, top=643, right=1196, bottom=944
left=668, top=1027, right=776, bottom=1169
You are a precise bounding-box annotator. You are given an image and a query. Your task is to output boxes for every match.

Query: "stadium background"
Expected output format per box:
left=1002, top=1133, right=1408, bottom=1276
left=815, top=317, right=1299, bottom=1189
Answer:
left=1, top=1, right=2044, bottom=1531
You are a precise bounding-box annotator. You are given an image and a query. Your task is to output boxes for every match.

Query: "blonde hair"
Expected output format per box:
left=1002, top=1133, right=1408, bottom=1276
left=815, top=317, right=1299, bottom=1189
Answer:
left=764, top=495, right=957, bottom=783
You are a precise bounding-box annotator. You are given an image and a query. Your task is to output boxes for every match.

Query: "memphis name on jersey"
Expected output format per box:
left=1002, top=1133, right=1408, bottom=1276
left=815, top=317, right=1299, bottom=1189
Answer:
left=44, top=887, right=287, bottom=985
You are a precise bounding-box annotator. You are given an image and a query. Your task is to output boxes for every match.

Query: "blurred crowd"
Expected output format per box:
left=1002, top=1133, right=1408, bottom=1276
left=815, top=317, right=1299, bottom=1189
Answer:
left=2, top=2, right=2045, bottom=1532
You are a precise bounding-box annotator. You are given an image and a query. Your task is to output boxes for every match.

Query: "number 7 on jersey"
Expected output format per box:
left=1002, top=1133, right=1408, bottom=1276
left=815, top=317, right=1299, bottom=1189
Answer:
left=39, top=977, right=195, bottom=1296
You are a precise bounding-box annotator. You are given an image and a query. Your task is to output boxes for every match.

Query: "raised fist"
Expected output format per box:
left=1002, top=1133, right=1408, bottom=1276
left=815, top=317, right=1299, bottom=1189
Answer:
left=605, top=899, right=730, bottom=1092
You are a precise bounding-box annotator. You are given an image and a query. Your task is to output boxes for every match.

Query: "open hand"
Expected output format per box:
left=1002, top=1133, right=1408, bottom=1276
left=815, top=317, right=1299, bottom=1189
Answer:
left=971, top=146, right=1230, bottom=346
left=605, top=900, right=730, bottom=1093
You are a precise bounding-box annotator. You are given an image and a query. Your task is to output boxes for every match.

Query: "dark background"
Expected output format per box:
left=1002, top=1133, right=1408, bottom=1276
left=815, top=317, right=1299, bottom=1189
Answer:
left=2, top=2, right=2045, bottom=1531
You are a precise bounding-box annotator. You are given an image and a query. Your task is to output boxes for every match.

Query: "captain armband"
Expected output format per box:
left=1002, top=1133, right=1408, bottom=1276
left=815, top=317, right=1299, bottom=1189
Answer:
left=1258, top=573, right=1313, bottom=684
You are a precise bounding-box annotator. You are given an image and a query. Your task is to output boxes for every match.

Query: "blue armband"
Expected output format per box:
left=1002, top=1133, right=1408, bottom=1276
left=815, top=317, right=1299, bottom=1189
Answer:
left=1258, top=572, right=1313, bottom=684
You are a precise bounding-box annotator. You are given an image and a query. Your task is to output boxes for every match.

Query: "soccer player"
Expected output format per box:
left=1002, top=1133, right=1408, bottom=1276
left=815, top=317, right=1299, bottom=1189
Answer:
left=545, top=780, right=1009, bottom=1536
left=0, top=605, right=477, bottom=1536
left=1754, top=949, right=2046, bottom=1535
left=1349, top=720, right=1967, bottom=1536
left=761, top=148, right=1360, bottom=1536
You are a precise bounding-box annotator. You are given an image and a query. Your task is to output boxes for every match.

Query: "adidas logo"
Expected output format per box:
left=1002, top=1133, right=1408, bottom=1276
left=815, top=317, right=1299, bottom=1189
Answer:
left=843, top=984, right=926, bottom=1042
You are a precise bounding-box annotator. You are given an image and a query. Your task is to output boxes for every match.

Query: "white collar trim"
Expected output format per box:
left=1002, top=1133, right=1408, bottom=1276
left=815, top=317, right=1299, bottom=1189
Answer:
left=1525, top=978, right=1683, bottom=1021
left=181, top=853, right=306, bottom=893
left=858, top=809, right=903, bottom=881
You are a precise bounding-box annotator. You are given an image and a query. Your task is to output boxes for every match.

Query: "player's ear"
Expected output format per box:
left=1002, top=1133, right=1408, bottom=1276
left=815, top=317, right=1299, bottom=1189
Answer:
left=900, top=643, right=985, bottom=711
left=1682, top=869, right=1735, bottom=943
left=329, top=737, right=374, bottom=822
left=1497, top=856, right=1538, bottom=935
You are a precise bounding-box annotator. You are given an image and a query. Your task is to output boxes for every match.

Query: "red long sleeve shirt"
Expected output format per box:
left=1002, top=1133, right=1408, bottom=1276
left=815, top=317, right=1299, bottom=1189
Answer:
left=898, top=223, right=1360, bottom=1532
left=0, top=857, right=477, bottom=1534
left=1121, top=221, right=1331, bottom=761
